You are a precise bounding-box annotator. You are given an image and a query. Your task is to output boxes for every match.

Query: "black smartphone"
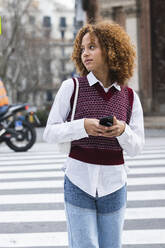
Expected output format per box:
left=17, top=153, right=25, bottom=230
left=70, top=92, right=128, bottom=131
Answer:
left=99, top=115, right=113, bottom=127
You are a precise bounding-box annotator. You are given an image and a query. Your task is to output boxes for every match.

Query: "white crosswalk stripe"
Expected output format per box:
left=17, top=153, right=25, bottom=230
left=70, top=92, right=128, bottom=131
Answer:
left=0, top=141, right=165, bottom=248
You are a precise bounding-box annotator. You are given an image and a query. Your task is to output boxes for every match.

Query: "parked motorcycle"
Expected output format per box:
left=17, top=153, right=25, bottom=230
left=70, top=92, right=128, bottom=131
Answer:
left=0, top=103, right=40, bottom=152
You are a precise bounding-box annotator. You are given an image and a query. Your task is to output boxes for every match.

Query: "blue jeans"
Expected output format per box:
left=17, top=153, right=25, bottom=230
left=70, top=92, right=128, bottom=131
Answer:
left=64, top=175, right=127, bottom=248
left=0, top=105, right=8, bottom=115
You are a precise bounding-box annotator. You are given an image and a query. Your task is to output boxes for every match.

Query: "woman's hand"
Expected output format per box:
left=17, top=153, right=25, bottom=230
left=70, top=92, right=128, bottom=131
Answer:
left=84, top=118, right=109, bottom=136
left=101, top=116, right=126, bottom=138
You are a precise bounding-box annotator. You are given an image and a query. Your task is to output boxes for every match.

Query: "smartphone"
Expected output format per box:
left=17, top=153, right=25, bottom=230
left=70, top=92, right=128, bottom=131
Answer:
left=99, top=115, right=113, bottom=127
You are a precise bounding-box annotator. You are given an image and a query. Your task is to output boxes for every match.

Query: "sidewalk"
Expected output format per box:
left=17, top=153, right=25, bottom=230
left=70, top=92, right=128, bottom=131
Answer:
left=144, top=116, right=165, bottom=129
left=37, top=121, right=165, bottom=143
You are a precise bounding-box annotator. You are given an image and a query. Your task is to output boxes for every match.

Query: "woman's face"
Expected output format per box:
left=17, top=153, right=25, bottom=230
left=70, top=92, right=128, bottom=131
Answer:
left=81, top=32, right=107, bottom=74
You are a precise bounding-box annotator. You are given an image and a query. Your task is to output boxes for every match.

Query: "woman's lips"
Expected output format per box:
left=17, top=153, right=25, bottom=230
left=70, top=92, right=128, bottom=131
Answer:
left=84, top=59, right=93, bottom=64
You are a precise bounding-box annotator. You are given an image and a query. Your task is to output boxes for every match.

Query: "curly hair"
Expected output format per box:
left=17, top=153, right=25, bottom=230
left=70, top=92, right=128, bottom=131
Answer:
left=72, top=20, right=136, bottom=85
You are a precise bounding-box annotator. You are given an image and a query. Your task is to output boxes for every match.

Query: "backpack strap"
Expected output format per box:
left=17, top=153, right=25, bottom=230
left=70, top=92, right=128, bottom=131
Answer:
left=127, top=86, right=134, bottom=111
left=70, top=78, right=77, bottom=110
left=69, top=78, right=79, bottom=120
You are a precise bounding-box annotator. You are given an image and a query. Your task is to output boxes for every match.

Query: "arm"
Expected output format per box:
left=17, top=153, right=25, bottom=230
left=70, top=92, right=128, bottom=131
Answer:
left=96, top=90, right=145, bottom=156
left=116, top=90, right=145, bottom=156
left=43, top=79, right=88, bottom=143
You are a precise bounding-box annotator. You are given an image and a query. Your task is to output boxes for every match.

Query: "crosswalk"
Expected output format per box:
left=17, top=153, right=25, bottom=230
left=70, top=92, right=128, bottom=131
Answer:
left=0, top=141, right=165, bottom=248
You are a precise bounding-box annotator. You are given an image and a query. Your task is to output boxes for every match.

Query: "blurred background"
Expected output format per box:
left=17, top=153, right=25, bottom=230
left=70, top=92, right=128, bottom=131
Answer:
left=0, top=0, right=164, bottom=127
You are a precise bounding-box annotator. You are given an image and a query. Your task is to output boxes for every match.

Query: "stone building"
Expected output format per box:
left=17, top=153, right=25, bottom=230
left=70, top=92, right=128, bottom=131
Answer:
left=26, top=0, right=75, bottom=107
left=99, top=0, right=165, bottom=115
left=0, top=0, right=75, bottom=107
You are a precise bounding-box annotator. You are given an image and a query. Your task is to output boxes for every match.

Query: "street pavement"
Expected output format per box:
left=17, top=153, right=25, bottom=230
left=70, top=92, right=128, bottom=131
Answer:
left=0, top=129, right=165, bottom=247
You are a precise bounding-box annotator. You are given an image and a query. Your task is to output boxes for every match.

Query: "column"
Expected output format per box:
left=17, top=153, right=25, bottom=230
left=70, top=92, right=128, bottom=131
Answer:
left=113, top=6, right=126, bottom=29
left=137, top=0, right=152, bottom=113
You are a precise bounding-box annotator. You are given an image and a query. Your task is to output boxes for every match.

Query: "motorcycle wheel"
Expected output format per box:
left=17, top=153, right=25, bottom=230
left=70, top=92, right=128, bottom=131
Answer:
left=6, top=120, right=36, bottom=152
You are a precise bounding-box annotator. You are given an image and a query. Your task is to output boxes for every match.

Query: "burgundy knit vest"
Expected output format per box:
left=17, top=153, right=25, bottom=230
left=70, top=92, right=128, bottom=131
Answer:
left=67, top=76, right=133, bottom=165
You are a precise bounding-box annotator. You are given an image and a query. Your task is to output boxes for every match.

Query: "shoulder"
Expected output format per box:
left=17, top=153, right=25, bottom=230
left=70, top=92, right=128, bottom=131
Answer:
left=61, top=78, right=74, bottom=89
left=55, top=78, right=75, bottom=100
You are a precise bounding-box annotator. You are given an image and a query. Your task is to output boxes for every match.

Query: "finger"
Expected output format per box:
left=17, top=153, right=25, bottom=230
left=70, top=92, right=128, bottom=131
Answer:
left=98, top=124, right=109, bottom=131
left=113, top=116, right=118, bottom=125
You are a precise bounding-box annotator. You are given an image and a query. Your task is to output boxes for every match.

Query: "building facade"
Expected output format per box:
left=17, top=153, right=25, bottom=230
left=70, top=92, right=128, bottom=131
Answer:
left=26, top=0, right=75, bottom=107
left=99, top=0, right=165, bottom=115
left=0, top=0, right=75, bottom=108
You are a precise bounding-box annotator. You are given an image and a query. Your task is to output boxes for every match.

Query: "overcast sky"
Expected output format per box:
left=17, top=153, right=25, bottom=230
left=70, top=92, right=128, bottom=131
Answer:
left=56, top=0, right=75, bottom=9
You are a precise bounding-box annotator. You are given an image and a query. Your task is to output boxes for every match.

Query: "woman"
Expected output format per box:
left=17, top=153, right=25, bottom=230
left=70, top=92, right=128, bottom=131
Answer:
left=43, top=21, right=144, bottom=248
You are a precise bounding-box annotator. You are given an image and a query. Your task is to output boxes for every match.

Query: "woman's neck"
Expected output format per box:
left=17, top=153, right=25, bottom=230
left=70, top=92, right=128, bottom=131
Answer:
left=92, top=70, right=111, bottom=88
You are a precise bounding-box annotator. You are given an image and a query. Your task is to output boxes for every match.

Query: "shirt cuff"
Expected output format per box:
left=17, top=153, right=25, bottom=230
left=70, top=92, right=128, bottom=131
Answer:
left=116, top=124, right=131, bottom=144
left=70, top=118, right=89, bottom=141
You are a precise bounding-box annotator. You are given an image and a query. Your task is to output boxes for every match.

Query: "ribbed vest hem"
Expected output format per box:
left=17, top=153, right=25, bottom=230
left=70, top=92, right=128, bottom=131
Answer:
left=69, top=147, right=124, bottom=165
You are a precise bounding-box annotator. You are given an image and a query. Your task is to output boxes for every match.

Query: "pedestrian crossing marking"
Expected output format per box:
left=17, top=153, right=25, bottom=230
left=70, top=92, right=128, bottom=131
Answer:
left=0, top=164, right=63, bottom=171
left=0, top=140, right=165, bottom=247
left=0, top=180, right=64, bottom=189
left=126, top=158, right=165, bottom=166
left=0, top=193, right=64, bottom=204
left=0, top=158, right=66, bottom=166
left=1, top=230, right=165, bottom=247
left=123, top=229, right=165, bottom=244
left=128, top=177, right=165, bottom=185
left=0, top=232, right=68, bottom=247
left=0, top=190, right=164, bottom=205
left=0, top=171, right=64, bottom=179
left=0, top=207, right=164, bottom=223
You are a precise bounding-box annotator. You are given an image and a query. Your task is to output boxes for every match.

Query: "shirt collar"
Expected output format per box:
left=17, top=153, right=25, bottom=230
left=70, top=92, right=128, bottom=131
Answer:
left=87, top=71, right=121, bottom=91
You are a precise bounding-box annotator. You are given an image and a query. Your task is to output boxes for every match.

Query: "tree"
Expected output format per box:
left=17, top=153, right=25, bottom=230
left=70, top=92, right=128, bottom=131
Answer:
left=0, top=0, right=51, bottom=104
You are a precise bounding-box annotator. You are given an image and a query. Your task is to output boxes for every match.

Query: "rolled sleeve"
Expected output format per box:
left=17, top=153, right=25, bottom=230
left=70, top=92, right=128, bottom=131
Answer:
left=117, top=91, right=145, bottom=157
left=43, top=79, right=88, bottom=144
left=43, top=119, right=88, bottom=144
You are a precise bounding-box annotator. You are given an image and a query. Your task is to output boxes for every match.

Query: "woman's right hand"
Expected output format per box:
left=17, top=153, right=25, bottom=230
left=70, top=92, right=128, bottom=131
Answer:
left=84, top=118, right=108, bottom=136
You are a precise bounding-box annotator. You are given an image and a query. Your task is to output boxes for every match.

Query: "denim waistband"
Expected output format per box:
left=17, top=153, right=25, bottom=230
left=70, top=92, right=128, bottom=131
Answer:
left=64, top=175, right=127, bottom=214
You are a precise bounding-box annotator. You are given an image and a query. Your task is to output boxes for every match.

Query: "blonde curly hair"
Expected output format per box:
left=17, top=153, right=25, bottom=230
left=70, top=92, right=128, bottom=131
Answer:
left=72, top=20, right=136, bottom=85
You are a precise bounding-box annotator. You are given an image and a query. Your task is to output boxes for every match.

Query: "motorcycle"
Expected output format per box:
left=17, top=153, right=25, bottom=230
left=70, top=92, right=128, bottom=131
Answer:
left=0, top=103, right=40, bottom=152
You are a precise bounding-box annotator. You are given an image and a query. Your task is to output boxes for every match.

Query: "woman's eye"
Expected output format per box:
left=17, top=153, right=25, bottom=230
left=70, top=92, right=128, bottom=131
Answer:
left=81, top=48, right=85, bottom=53
left=90, top=45, right=95, bottom=49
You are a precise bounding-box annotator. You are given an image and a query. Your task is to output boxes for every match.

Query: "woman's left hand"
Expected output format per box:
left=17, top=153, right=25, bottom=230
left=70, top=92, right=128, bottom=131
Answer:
left=100, top=116, right=126, bottom=138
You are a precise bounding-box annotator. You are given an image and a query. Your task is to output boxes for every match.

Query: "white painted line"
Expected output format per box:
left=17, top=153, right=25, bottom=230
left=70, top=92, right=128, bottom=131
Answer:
left=128, top=177, right=165, bottom=185
left=0, top=171, right=64, bottom=179
left=0, top=232, right=68, bottom=247
left=129, top=167, right=165, bottom=174
left=128, top=190, right=165, bottom=201
left=0, top=159, right=66, bottom=165
left=0, top=210, right=66, bottom=223
left=1, top=177, right=164, bottom=190
left=0, top=193, right=64, bottom=204
left=0, top=154, right=66, bottom=161
left=0, top=190, right=164, bottom=204
left=0, top=207, right=164, bottom=223
left=126, top=158, right=165, bottom=166
left=0, top=164, right=63, bottom=171
left=0, top=230, right=165, bottom=247
left=125, top=207, right=165, bottom=219
left=0, top=180, right=64, bottom=189
left=125, top=153, right=165, bottom=160
left=123, top=229, right=165, bottom=244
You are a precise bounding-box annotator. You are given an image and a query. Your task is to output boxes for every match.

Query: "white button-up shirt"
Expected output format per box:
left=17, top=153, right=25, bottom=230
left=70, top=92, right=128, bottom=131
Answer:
left=43, top=72, right=145, bottom=197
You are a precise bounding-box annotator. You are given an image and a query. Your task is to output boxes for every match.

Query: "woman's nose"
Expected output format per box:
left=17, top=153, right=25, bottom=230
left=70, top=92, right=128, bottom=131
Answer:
left=83, top=49, right=89, bottom=56
left=83, top=48, right=89, bottom=56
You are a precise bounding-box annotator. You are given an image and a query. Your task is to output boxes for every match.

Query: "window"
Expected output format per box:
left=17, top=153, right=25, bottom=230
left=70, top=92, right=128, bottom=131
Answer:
left=29, top=16, right=35, bottom=25
left=59, top=17, right=66, bottom=28
left=43, top=16, right=51, bottom=28
left=46, top=90, right=53, bottom=102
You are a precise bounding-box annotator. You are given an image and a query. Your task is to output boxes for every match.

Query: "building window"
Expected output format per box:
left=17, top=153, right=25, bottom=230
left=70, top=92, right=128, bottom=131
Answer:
left=46, top=90, right=53, bottom=102
left=42, top=59, right=51, bottom=73
left=60, top=17, right=67, bottom=28
left=29, top=15, right=35, bottom=25
left=43, top=16, right=51, bottom=28
left=59, top=17, right=67, bottom=40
